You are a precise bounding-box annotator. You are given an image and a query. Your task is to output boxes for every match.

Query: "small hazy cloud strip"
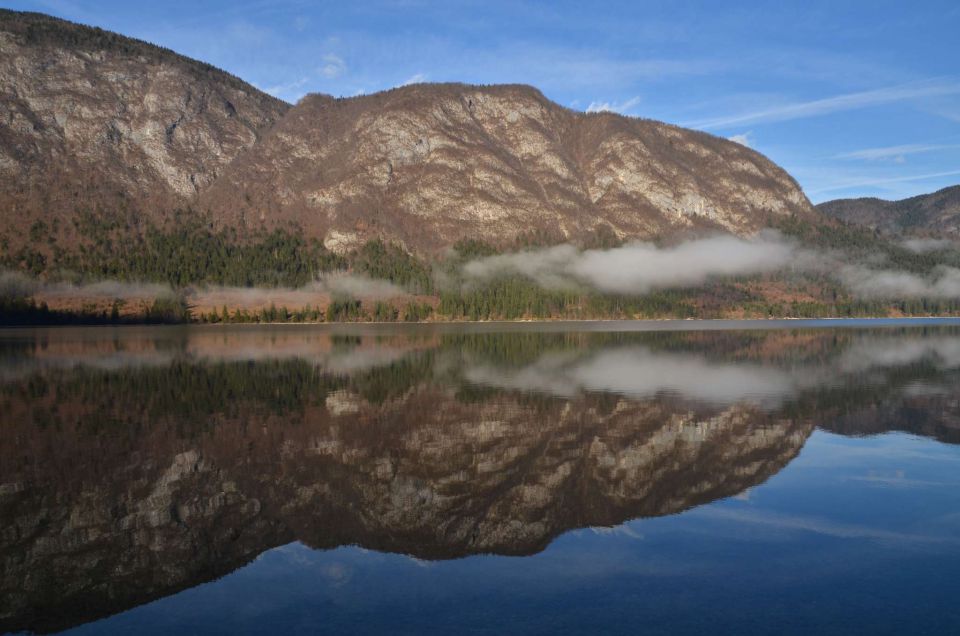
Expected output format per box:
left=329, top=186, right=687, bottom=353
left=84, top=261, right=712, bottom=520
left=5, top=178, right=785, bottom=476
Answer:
left=463, top=233, right=795, bottom=294
left=1, top=271, right=174, bottom=301
left=41, top=280, right=173, bottom=300
left=2, top=271, right=403, bottom=308
left=318, top=272, right=404, bottom=298
left=193, top=273, right=403, bottom=306
left=901, top=238, right=958, bottom=253
left=839, top=265, right=960, bottom=299
left=0, top=271, right=39, bottom=298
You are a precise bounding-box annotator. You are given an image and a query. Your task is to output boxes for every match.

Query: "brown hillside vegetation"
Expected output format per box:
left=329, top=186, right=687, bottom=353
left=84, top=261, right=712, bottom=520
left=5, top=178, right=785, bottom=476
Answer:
left=1, top=10, right=816, bottom=258
left=0, top=9, right=289, bottom=249
left=199, top=83, right=816, bottom=254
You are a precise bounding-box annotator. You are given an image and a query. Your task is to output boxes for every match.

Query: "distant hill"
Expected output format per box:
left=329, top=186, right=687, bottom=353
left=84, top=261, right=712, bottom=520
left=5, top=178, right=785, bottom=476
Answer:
left=0, top=9, right=817, bottom=261
left=817, top=185, right=960, bottom=238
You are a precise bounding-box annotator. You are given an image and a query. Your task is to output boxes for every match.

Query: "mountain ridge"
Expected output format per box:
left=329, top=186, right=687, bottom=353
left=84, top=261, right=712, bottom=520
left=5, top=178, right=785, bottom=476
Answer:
left=1, top=9, right=817, bottom=261
left=199, top=80, right=815, bottom=254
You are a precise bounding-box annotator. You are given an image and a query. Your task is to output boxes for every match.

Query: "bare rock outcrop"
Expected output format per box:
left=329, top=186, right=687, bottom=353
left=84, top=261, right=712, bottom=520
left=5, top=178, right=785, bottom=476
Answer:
left=1, top=10, right=817, bottom=258
left=200, top=84, right=815, bottom=253
left=0, top=10, right=288, bottom=248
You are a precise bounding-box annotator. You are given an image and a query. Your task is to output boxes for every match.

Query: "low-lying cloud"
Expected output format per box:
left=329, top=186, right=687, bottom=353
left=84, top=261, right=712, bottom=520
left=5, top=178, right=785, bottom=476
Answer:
left=41, top=280, right=174, bottom=300
left=839, top=265, right=960, bottom=299
left=1, top=271, right=174, bottom=302
left=901, top=238, right=958, bottom=253
left=463, top=233, right=796, bottom=294
left=460, top=232, right=960, bottom=301
left=316, top=273, right=404, bottom=298
left=2, top=271, right=404, bottom=314
left=191, top=274, right=404, bottom=309
left=0, top=271, right=38, bottom=299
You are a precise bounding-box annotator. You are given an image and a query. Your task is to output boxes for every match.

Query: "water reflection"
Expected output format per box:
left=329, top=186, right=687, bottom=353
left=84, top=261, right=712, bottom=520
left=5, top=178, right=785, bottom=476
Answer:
left=2, top=324, right=960, bottom=633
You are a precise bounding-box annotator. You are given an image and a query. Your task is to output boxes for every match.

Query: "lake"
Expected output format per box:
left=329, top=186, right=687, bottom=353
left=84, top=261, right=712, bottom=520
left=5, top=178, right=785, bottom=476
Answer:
left=2, top=320, right=960, bottom=635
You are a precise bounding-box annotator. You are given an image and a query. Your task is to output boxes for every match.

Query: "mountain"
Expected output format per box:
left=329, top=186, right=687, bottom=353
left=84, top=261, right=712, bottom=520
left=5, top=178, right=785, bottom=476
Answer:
left=0, top=10, right=288, bottom=248
left=1, top=10, right=816, bottom=260
left=198, top=84, right=815, bottom=253
left=817, top=185, right=960, bottom=238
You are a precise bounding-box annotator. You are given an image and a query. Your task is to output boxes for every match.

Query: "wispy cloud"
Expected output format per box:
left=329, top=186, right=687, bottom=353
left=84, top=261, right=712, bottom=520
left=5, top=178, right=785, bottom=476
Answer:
left=808, top=168, right=960, bottom=195
left=834, top=143, right=960, bottom=161
left=585, top=95, right=642, bottom=115
left=685, top=79, right=960, bottom=130
left=319, top=53, right=347, bottom=79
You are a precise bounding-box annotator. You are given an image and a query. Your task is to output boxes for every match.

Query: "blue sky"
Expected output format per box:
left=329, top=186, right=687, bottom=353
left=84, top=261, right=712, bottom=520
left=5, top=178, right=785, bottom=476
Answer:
left=6, top=0, right=960, bottom=202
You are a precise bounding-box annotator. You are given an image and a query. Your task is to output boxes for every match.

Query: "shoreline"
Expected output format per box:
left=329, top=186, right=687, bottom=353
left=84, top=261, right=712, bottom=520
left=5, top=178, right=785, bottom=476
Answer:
left=4, top=316, right=960, bottom=331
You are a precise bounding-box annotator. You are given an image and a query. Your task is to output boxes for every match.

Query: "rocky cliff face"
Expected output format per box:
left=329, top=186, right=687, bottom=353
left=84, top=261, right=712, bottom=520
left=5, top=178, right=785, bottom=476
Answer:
left=200, top=84, right=815, bottom=253
left=0, top=10, right=289, bottom=248
left=1, top=10, right=816, bottom=258
left=817, top=185, right=960, bottom=238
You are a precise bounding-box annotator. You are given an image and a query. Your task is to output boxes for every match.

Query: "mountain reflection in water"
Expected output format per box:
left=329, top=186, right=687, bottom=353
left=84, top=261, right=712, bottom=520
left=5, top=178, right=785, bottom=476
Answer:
left=2, top=324, right=960, bottom=634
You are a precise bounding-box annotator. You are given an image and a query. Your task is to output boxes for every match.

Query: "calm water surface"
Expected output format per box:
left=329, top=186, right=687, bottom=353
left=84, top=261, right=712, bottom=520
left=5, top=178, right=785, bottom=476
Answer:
left=2, top=320, right=960, bottom=634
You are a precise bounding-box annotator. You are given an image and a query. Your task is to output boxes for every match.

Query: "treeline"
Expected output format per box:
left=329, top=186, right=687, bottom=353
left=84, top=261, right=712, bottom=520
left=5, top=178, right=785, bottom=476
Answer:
left=5, top=213, right=439, bottom=292
left=436, top=278, right=703, bottom=320
left=196, top=300, right=435, bottom=324
left=0, top=295, right=191, bottom=326
left=354, top=239, right=434, bottom=294
left=7, top=212, right=960, bottom=323
left=41, top=211, right=348, bottom=287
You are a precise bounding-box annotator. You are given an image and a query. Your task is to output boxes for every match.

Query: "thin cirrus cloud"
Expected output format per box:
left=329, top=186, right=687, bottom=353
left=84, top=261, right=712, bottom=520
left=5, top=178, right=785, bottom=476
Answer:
left=808, top=168, right=960, bottom=196
left=833, top=143, right=960, bottom=161
left=684, top=78, right=960, bottom=130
